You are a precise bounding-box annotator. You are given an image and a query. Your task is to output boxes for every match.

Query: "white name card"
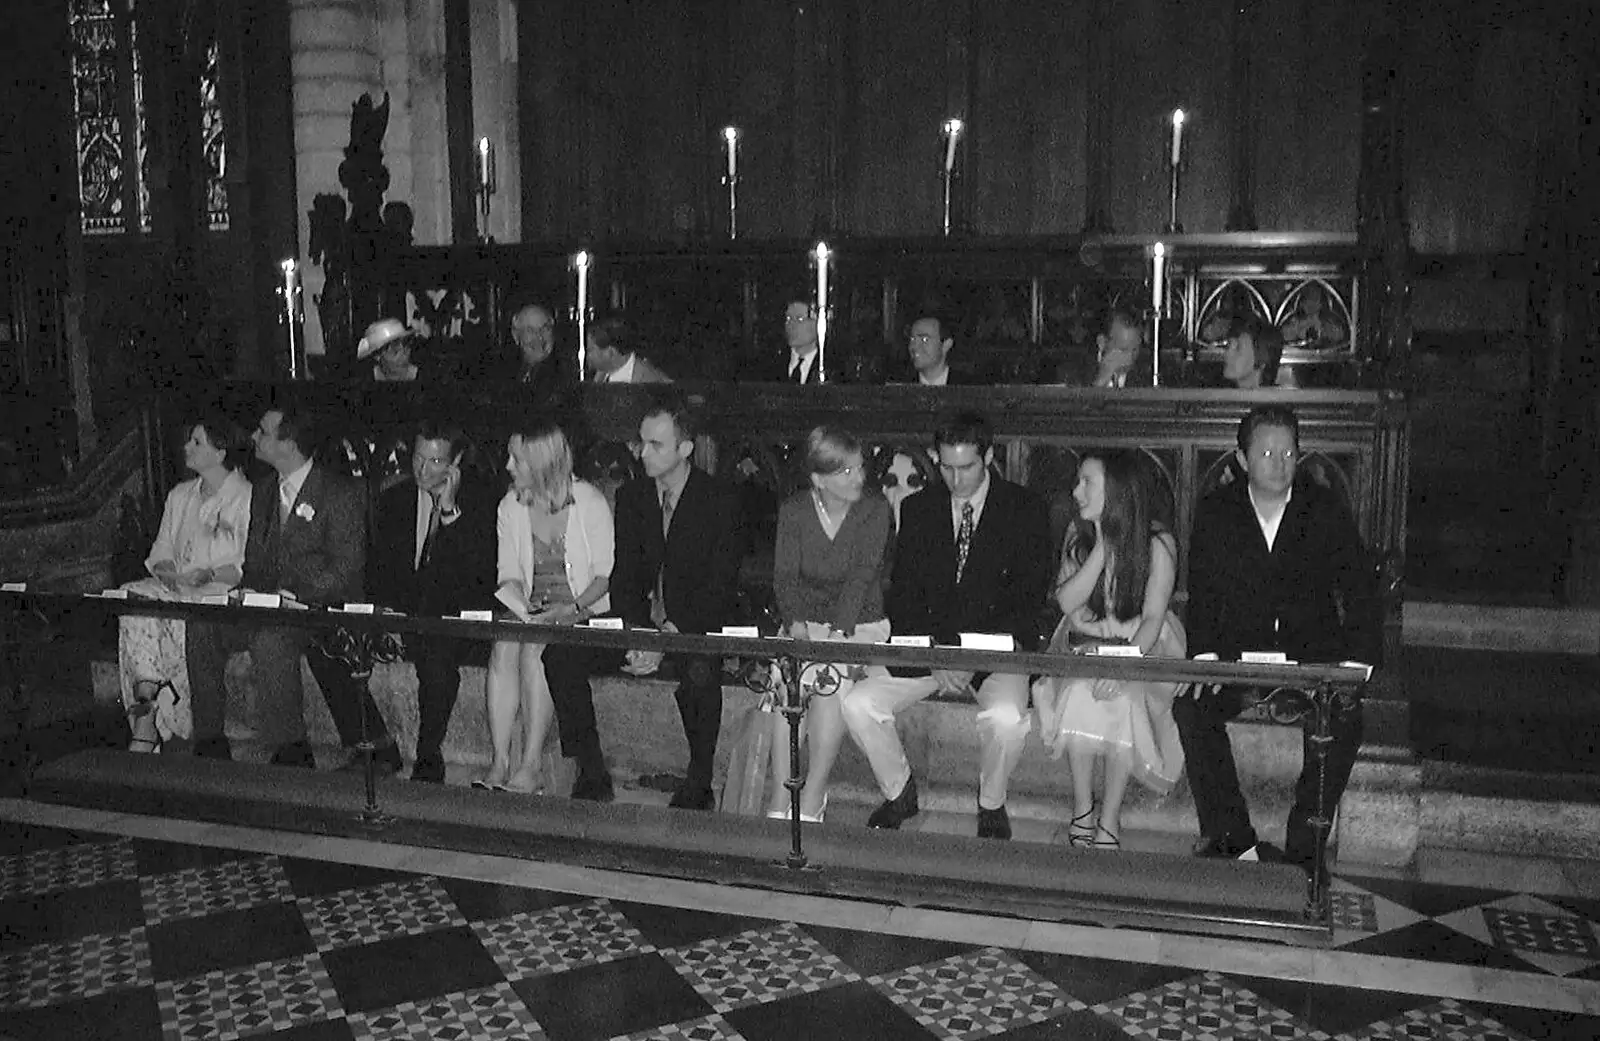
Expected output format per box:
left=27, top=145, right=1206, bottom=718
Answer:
left=96, top=589, right=130, bottom=600
left=242, top=592, right=282, bottom=609
left=200, top=595, right=231, bottom=606
left=959, top=632, right=1015, bottom=652
left=584, top=617, right=624, bottom=630
left=1339, top=660, right=1375, bottom=680
left=720, top=626, right=760, bottom=638
left=339, top=603, right=375, bottom=614
left=1, top=583, right=25, bottom=593
left=1091, top=644, right=1143, bottom=657
left=458, top=610, right=494, bottom=622
left=889, top=635, right=933, bottom=648
left=1241, top=651, right=1292, bottom=664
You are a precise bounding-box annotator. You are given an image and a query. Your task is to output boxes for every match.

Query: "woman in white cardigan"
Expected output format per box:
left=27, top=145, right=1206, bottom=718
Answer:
left=480, top=421, right=613, bottom=792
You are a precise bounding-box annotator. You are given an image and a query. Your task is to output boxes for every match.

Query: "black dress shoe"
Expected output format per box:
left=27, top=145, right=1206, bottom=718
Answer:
left=1193, top=831, right=1259, bottom=859
left=410, top=754, right=446, bottom=784
left=571, top=771, right=615, bottom=803
left=341, top=744, right=403, bottom=775
left=866, top=775, right=920, bottom=830
left=668, top=784, right=716, bottom=810
left=977, top=804, right=1012, bottom=841
left=269, top=741, right=316, bottom=769
left=192, top=736, right=232, bottom=761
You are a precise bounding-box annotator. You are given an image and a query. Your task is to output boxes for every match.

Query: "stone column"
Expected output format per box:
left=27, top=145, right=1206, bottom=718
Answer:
left=290, top=0, right=383, bottom=358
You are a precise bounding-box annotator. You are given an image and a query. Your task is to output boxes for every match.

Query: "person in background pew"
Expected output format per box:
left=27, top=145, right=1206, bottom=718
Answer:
left=1220, top=315, right=1298, bottom=390
left=896, top=314, right=982, bottom=386
left=118, top=415, right=252, bottom=756
left=766, top=426, right=893, bottom=823
left=587, top=315, right=672, bottom=384
left=185, top=405, right=392, bottom=769
left=757, top=298, right=825, bottom=384
left=609, top=395, right=745, bottom=809
left=507, top=303, right=579, bottom=404
left=1033, top=451, right=1187, bottom=851
left=484, top=421, right=614, bottom=795
left=1089, top=306, right=1152, bottom=388
left=841, top=411, right=1052, bottom=840
left=366, top=421, right=496, bottom=783
left=1178, top=405, right=1378, bottom=881
left=357, top=318, right=422, bottom=382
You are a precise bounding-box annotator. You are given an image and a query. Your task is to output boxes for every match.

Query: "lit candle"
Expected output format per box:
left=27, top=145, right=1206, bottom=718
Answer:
left=281, top=259, right=302, bottom=379
left=1151, top=242, right=1166, bottom=315
left=280, top=258, right=298, bottom=305
left=1169, top=109, right=1185, bottom=167
left=574, top=250, right=591, bottom=374
left=942, top=117, right=964, bottom=174
left=722, top=126, right=739, bottom=181
left=477, top=137, right=495, bottom=195
left=813, top=241, right=830, bottom=383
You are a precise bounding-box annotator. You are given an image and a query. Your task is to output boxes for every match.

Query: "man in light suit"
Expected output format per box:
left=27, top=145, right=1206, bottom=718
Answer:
left=841, top=411, right=1051, bottom=839
left=606, top=395, right=745, bottom=808
left=587, top=315, right=671, bottom=384
left=1178, top=405, right=1378, bottom=880
left=367, top=420, right=496, bottom=782
left=186, top=405, right=389, bottom=768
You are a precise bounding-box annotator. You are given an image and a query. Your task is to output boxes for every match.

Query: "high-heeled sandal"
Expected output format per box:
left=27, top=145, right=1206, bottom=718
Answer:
left=1092, top=823, right=1122, bottom=850
left=1067, top=807, right=1096, bottom=848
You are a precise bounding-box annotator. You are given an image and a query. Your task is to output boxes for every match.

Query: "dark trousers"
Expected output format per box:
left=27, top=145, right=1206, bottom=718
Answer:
left=186, top=621, right=392, bottom=750
left=673, top=653, right=723, bottom=791
left=410, top=635, right=471, bottom=762
left=1173, top=685, right=1363, bottom=867
left=543, top=644, right=606, bottom=776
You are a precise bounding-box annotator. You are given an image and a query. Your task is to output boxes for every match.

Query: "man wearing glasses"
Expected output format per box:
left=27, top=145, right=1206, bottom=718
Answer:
left=1178, top=404, right=1378, bottom=882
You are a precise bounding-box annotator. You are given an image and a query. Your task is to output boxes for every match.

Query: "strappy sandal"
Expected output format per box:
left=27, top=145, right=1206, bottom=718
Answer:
left=1068, top=807, right=1096, bottom=848
left=1092, top=823, right=1122, bottom=851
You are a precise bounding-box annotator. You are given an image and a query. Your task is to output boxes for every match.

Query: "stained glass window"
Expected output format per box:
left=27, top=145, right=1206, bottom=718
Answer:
left=70, top=0, right=128, bottom=235
left=69, top=0, right=230, bottom=235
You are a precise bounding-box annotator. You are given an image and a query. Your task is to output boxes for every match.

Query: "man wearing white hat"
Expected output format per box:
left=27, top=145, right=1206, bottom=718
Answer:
left=358, top=318, right=420, bottom=382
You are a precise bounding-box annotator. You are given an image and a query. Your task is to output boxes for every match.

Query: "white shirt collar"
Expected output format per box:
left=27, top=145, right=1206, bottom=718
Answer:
left=1248, top=483, right=1293, bottom=551
left=951, top=472, right=992, bottom=534
left=280, top=459, right=314, bottom=505
left=917, top=365, right=950, bottom=386
left=608, top=353, right=638, bottom=383
left=788, top=348, right=818, bottom=381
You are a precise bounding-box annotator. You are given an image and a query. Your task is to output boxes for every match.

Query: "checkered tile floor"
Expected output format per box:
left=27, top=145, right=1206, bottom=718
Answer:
left=1, top=819, right=1594, bottom=1040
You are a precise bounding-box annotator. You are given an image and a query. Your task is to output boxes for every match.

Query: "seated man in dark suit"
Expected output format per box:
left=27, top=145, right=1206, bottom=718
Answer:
left=186, top=405, right=394, bottom=768
left=367, top=421, right=495, bottom=782
left=758, top=297, right=825, bottom=384
left=841, top=411, right=1052, bottom=839
left=895, top=314, right=982, bottom=386
left=605, top=395, right=745, bottom=808
left=1178, top=404, right=1378, bottom=879
left=507, top=303, right=578, bottom=403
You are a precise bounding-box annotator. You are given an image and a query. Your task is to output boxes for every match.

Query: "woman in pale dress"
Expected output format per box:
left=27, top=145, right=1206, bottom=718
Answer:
left=481, top=422, right=613, bottom=792
left=1034, top=450, right=1185, bottom=849
left=765, top=427, right=893, bottom=822
left=119, top=416, right=251, bottom=755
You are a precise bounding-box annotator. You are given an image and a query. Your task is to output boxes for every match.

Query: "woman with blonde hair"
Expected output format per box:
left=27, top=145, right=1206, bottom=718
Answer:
left=481, top=421, right=614, bottom=792
left=766, top=426, right=893, bottom=822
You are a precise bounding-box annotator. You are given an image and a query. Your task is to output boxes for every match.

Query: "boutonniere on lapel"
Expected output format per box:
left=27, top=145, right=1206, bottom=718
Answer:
left=293, top=502, right=316, bottom=523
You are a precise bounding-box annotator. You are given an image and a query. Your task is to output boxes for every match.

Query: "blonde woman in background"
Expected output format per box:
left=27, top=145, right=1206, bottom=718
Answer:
left=481, top=421, right=613, bottom=792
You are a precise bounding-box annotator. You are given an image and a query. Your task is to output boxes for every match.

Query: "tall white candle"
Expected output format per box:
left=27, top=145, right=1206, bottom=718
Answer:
left=1151, top=242, right=1166, bottom=315
left=722, top=126, right=738, bottom=180
left=477, top=137, right=495, bottom=195
left=943, top=118, right=963, bottom=173
left=814, top=241, right=830, bottom=383
left=574, top=250, right=591, bottom=375
left=1169, top=109, right=1185, bottom=167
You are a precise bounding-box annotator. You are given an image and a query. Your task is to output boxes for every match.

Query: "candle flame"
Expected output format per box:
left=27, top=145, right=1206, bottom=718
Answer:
left=1171, top=109, right=1186, bottom=128
left=573, top=250, right=591, bottom=269
left=943, top=117, right=964, bottom=137
left=280, top=258, right=296, bottom=274
left=814, top=241, right=830, bottom=263
left=723, top=126, right=739, bottom=143
left=1153, top=242, right=1166, bottom=258
left=477, top=136, right=489, bottom=156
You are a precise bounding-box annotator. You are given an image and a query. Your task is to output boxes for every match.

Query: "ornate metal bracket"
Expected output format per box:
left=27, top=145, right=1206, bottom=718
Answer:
left=743, top=653, right=844, bottom=869
left=317, top=626, right=405, bottom=824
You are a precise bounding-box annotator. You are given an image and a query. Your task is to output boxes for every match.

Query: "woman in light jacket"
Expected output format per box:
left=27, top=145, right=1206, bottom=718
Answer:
left=480, top=421, right=613, bottom=792
left=120, top=415, right=252, bottom=755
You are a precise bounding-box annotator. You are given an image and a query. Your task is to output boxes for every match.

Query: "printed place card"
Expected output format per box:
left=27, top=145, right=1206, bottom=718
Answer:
left=583, top=617, right=624, bottom=630
left=459, top=610, right=494, bottom=622
left=1090, top=644, right=1143, bottom=657
left=719, top=626, right=760, bottom=638
left=241, top=592, right=282, bottom=609
left=1241, top=651, right=1291, bottom=664
left=1339, top=660, right=1375, bottom=680
left=97, top=589, right=130, bottom=599
left=339, top=603, right=375, bottom=614
left=959, top=632, right=1015, bottom=652
left=200, top=595, right=230, bottom=606
left=889, top=635, right=933, bottom=648
left=1, top=583, right=26, bottom=593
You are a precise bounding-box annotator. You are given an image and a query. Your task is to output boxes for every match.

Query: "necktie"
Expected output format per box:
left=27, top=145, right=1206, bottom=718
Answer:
left=419, top=495, right=441, bottom=569
left=790, top=359, right=805, bottom=384
left=660, top=486, right=675, bottom=537
left=955, top=501, right=974, bottom=584
left=278, top=480, right=294, bottom=526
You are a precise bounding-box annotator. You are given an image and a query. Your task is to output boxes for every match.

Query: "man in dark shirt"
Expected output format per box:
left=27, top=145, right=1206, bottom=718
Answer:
left=1179, top=404, right=1378, bottom=879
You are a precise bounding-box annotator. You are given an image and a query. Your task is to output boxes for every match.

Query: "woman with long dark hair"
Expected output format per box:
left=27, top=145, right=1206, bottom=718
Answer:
left=1034, top=450, right=1186, bottom=849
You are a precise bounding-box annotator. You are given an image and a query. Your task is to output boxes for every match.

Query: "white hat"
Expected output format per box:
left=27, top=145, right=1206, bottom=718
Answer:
left=356, top=318, right=415, bottom=361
